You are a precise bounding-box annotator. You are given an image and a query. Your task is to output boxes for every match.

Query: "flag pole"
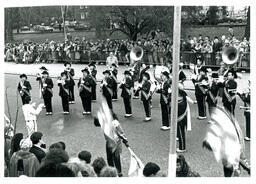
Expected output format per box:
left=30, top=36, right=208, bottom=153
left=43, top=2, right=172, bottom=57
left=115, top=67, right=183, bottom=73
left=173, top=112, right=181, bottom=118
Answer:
left=168, top=6, right=181, bottom=178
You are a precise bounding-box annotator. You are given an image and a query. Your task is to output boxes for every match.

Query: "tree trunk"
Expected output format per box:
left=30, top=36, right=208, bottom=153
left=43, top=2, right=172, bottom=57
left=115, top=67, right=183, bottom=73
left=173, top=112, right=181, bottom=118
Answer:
left=244, top=7, right=250, bottom=40
left=5, top=9, right=13, bottom=42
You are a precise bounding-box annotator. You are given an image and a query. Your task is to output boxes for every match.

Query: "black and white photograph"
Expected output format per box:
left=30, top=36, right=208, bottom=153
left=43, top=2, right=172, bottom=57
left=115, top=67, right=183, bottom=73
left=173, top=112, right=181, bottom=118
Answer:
left=3, top=3, right=252, bottom=180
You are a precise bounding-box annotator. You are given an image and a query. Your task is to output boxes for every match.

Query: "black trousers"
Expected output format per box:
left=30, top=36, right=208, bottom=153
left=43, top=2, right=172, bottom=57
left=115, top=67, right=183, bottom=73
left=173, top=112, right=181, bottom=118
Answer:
left=161, top=103, right=170, bottom=127
left=61, top=96, right=69, bottom=112
left=44, top=97, right=52, bottom=113
left=106, top=144, right=122, bottom=175
left=223, top=166, right=233, bottom=177
left=196, top=95, right=206, bottom=117
left=177, top=121, right=186, bottom=150
left=21, top=95, right=26, bottom=105
left=112, top=86, right=118, bottom=99
left=142, top=100, right=151, bottom=118
left=245, top=114, right=250, bottom=138
left=123, top=97, right=132, bottom=114
left=105, top=95, right=113, bottom=109
left=91, top=85, right=96, bottom=100
left=223, top=101, right=236, bottom=115
left=81, top=96, right=92, bottom=112
left=68, top=86, right=75, bottom=102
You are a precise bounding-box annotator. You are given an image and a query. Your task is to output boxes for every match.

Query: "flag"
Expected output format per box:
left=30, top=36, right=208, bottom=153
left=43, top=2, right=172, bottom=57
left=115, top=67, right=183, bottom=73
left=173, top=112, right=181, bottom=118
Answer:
left=203, top=106, right=244, bottom=167
left=128, top=147, right=144, bottom=177
left=97, top=98, right=117, bottom=150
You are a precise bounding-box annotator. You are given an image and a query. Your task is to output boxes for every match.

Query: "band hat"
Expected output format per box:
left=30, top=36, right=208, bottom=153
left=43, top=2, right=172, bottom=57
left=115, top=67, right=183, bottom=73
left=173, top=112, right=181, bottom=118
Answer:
left=61, top=72, right=67, bottom=77
left=88, top=62, right=96, bottom=68
left=143, top=72, right=150, bottom=80
left=81, top=68, right=90, bottom=74
left=20, top=74, right=27, bottom=79
left=39, top=66, right=48, bottom=71
left=103, top=70, right=111, bottom=75
left=64, top=62, right=71, bottom=67
left=161, top=71, right=170, bottom=78
left=123, top=70, right=131, bottom=76
left=42, top=71, right=49, bottom=75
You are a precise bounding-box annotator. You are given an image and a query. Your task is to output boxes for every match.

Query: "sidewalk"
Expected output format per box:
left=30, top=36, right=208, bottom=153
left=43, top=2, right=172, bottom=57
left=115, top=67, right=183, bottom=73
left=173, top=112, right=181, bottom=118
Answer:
left=4, top=62, right=250, bottom=91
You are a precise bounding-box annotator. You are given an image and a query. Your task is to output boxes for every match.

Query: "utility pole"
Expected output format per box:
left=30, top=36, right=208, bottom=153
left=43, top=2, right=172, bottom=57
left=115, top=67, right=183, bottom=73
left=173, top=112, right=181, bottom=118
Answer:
left=168, top=6, right=181, bottom=178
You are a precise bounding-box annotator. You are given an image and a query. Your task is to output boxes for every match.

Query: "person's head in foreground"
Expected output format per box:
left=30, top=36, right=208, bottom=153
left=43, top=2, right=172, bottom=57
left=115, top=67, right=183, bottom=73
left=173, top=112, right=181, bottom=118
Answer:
left=91, top=157, right=107, bottom=177
left=99, top=166, right=118, bottom=177
left=35, top=163, right=75, bottom=177
left=176, top=154, right=200, bottom=177
left=143, top=162, right=161, bottom=177
left=78, top=150, right=92, bottom=164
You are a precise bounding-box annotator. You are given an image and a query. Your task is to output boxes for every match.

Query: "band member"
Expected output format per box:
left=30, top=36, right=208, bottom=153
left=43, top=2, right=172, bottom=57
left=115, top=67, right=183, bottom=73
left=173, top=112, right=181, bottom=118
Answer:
left=22, top=96, right=44, bottom=137
left=221, top=70, right=237, bottom=115
left=119, top=70, right=134, bottom=117
left=94, top=111, right=129, bottom=177
left=237, top=80, right=250, bottom=141
left=17, top=74, right=32, bottom=105
left=101, top=70, right=115, bottom=109
left=206, top=73, right=220, bottom=122
left=36, top=71, right=54, bottom=115
left=78, top=68, right=96, bottom=115
left=57, top=72, right=70, bottom=114
left=64, top=62, right=75, bottom=104
left=110, top=63, right=118, bottom=101
left=192, top=67, right=208, bottom=120
left=194, top=58, right=204, bottom=75
left=176, top=86, right=189, bottom=153
left=156, top=71, right=171, bottom=130
left=88, top=63, right=97, bottom=101
left=137, top=72, right=151, bottom=122
left=133, top=64, right=150, bottom=99
left=179, top=63, right=186, bottom=85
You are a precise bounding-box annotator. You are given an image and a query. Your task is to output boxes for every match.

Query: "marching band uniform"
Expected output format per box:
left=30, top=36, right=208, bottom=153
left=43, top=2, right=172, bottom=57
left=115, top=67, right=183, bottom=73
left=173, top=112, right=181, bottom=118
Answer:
left=111, top=64, right=118, bottom=101
left=58, top=72, right=70, bottom=114
left=156, top=71, right=171, bottom=130
left=36, top=71, right=54, bottom=115
left=78, top=68, right=96, bottom=115
left=17, top=74, right=32, bottom=105
left=192, top=67, right=208, bottom=119
left=64, top=62, right=75, bottom=104
left=119, top=71, right=134, bottom=117
left=101, top=70, right=115, bottom=109
left=206, top=73, right=220, bottom=113
left=138, top=72, right=151, bottom=121
left=177, top=89, right=188, bottom=152
left=238, top=83, right=250, bottom=140
left=89, top=63, right=97, bottom=101
left=221, top=70, right=237, bottom=115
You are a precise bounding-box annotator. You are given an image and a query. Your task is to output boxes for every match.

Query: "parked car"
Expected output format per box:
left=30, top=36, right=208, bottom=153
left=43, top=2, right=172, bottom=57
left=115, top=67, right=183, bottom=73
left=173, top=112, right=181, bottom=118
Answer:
left=20, top=26, right=30, bottom=31
left=74, top=24, right=90, bottom=31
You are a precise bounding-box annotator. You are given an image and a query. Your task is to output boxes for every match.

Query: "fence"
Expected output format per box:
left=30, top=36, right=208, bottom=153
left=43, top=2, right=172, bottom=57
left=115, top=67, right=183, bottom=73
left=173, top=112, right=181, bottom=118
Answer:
left=5, top=50, right=250, bottom=70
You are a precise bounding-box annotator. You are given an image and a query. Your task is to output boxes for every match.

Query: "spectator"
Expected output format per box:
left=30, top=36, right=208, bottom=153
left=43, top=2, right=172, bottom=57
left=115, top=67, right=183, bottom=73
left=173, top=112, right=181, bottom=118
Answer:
left=35, top=163, right=75, bottom=177
left=42, top=149, right=69, bottom=166
left=29, top=132, right=46, bottom=163
left=9, top=138, right=40, bottom=177
left=143, top=162, right=161, bottom=177
left=176, top=154, right=200, bottom=177
left=10, top=133, right=23, bottom=156
left=106, top=52, right=118, bottom=68
left=78, top=150, right=92, bottom=164
left=92, top=157, right=107, bottom=177
left=99, top=166, right=118, bottom=177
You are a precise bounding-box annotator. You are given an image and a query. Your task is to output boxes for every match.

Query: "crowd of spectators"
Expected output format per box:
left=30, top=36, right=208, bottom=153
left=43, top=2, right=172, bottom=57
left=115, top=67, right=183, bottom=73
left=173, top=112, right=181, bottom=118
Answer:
left=5, top=130, right=171, bottom=177
left=4, top=33, right=250, bottom=67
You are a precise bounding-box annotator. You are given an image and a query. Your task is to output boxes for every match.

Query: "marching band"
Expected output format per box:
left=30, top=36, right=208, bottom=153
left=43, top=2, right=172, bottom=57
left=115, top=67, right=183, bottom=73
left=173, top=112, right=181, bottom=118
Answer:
left=16, top=45, right=251, bottom=150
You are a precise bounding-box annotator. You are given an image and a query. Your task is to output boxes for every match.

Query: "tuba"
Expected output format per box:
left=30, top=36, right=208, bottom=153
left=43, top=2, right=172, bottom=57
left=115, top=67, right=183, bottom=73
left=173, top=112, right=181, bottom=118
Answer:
left=130, top=46, right=143, bottom=61
left=221, top=46, right=240, bottom=65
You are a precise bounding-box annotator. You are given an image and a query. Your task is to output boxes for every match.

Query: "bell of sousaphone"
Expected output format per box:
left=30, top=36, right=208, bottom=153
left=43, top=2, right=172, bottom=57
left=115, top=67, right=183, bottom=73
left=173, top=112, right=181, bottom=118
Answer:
left=130, top=46, right=144, bottom=61
left=222, top=46, right=240, bottom=65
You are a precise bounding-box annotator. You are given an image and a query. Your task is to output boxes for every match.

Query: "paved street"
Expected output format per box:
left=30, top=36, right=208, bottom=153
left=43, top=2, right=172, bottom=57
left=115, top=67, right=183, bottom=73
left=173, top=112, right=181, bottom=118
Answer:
left=4, top=63, right=250, bottom=177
